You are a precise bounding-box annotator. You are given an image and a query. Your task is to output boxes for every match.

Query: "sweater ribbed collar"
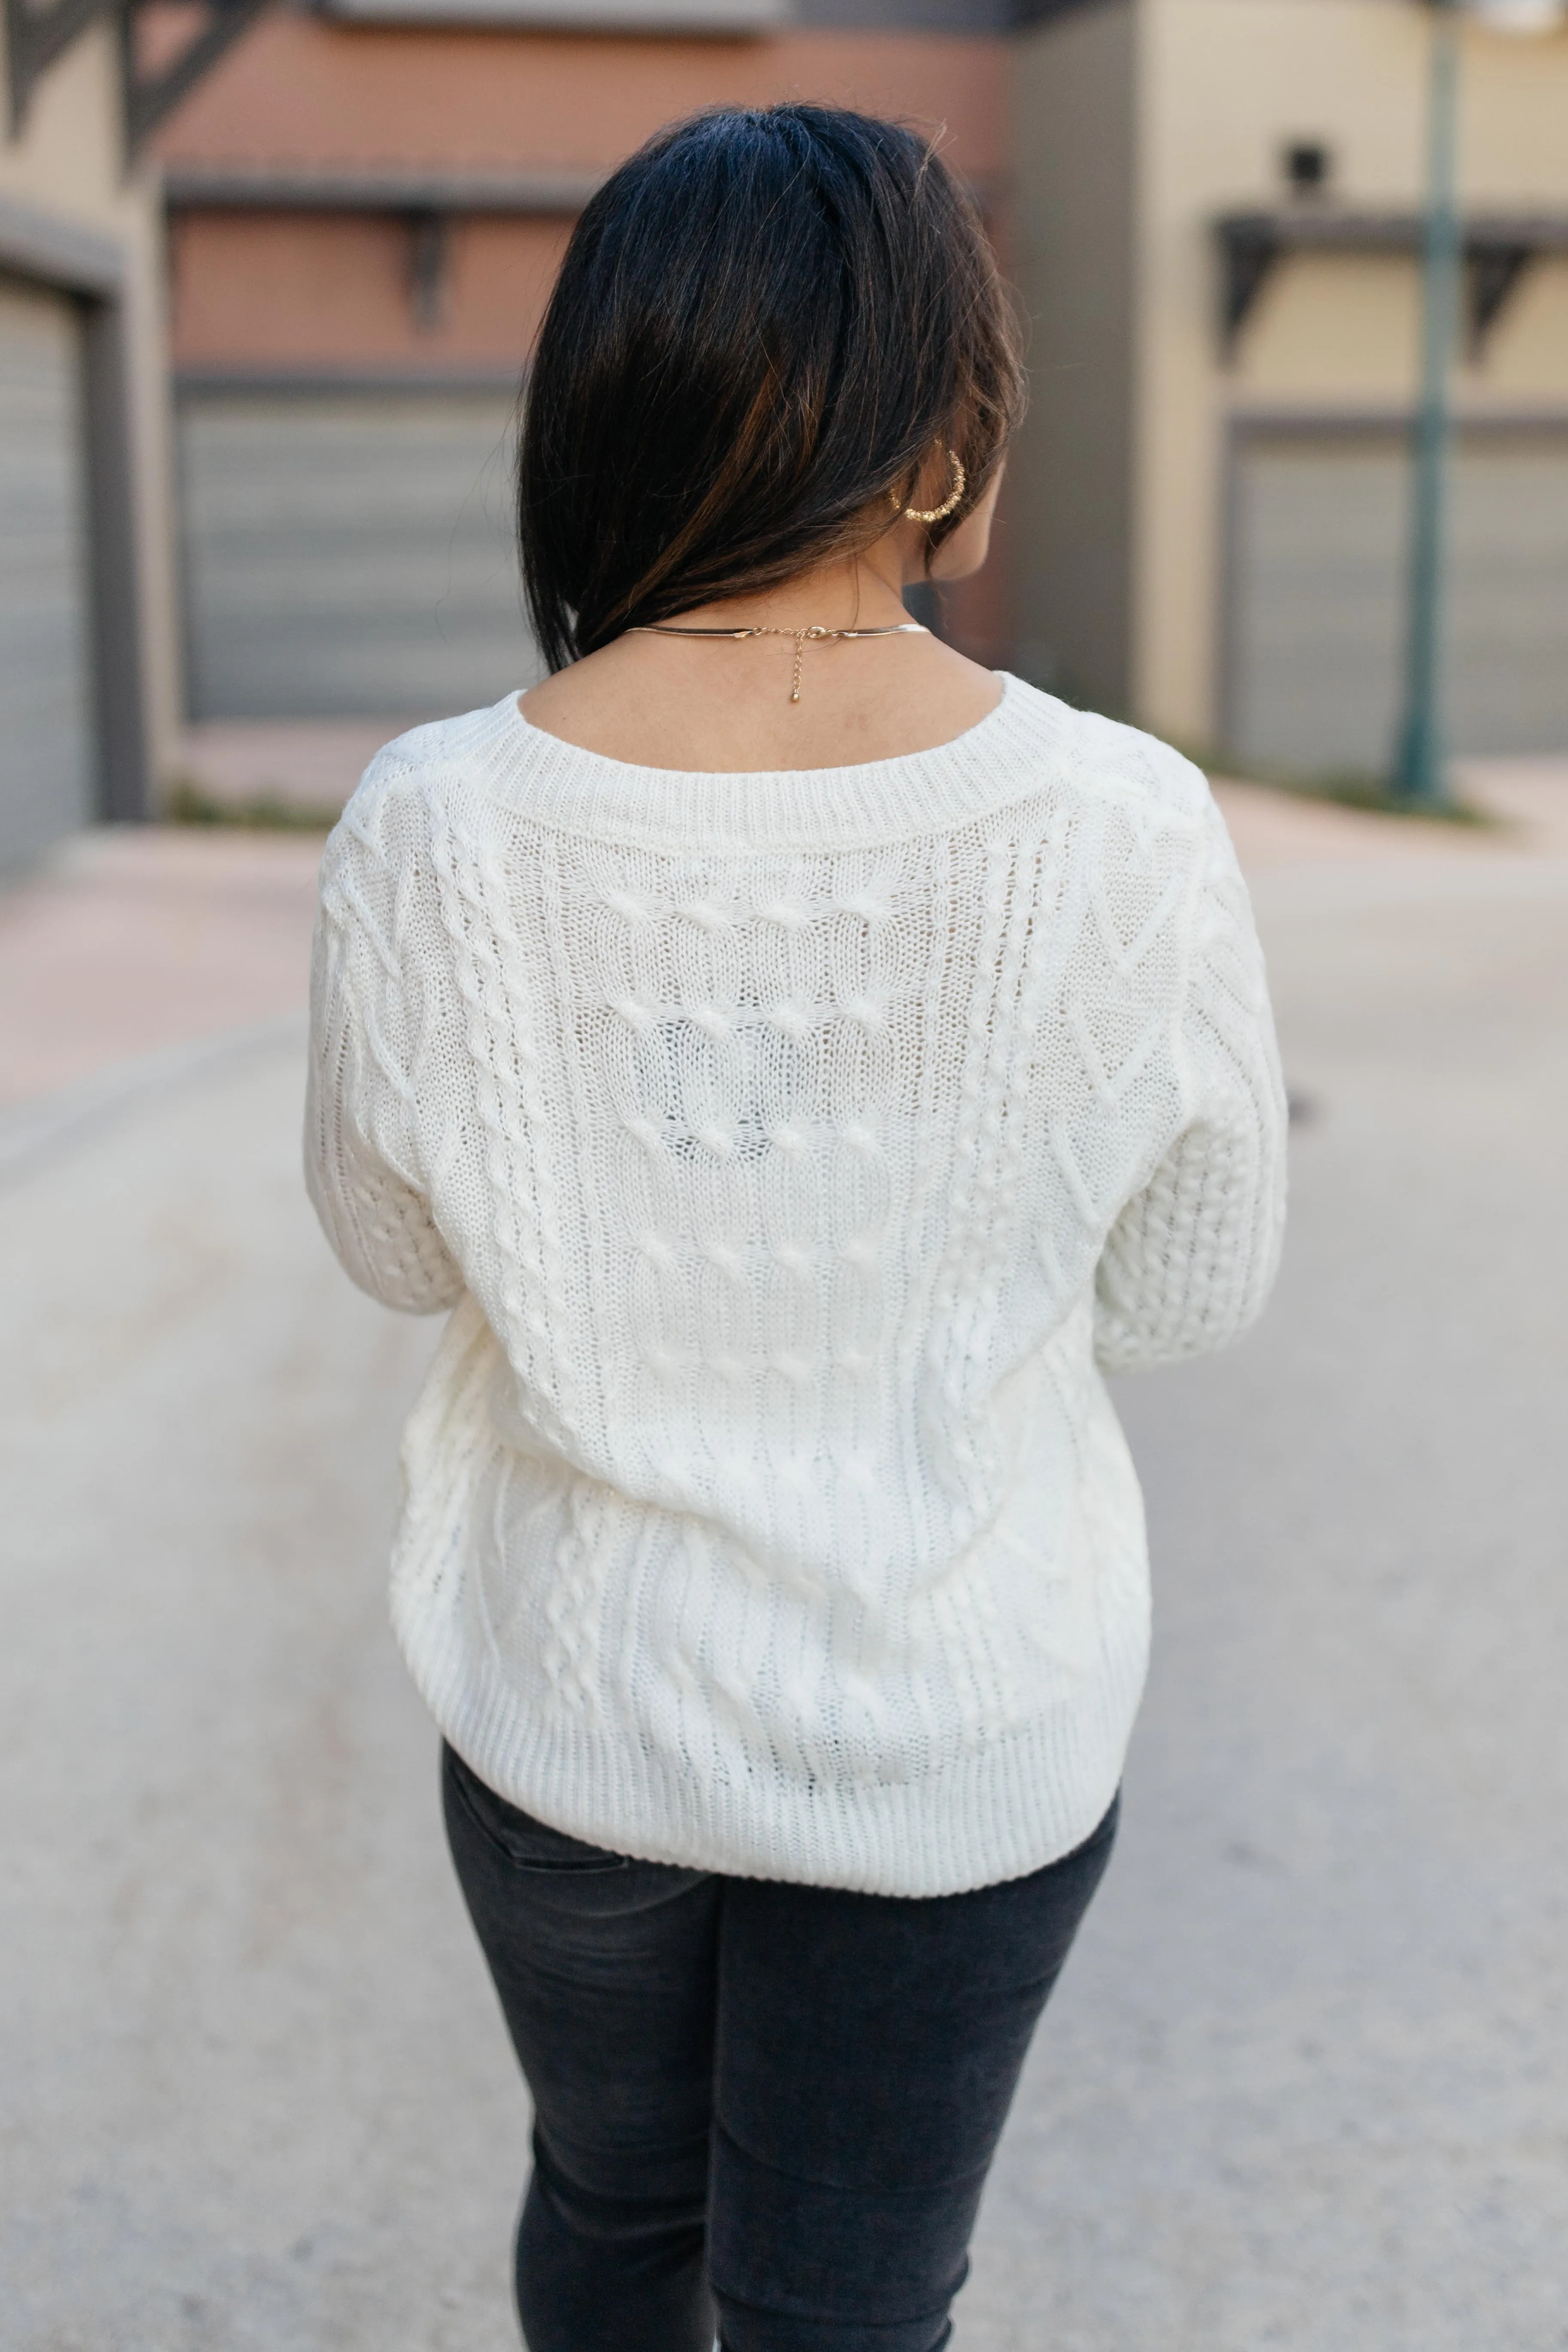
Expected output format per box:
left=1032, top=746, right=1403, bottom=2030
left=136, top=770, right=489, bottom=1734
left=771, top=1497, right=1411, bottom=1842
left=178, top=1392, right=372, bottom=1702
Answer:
left=463, top=674, right=1068, bottom=851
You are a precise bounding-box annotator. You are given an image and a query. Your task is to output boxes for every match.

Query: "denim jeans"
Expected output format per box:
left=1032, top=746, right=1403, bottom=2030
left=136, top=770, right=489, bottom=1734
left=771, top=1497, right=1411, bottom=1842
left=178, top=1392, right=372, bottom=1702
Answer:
left=443, top=1743, right=1117, bottom=2352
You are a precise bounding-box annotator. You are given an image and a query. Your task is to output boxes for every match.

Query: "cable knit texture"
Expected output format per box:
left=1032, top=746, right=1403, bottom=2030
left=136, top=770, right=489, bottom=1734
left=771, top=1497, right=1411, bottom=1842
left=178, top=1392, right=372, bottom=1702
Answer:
left=306, top=676, right=1286, bottom=1895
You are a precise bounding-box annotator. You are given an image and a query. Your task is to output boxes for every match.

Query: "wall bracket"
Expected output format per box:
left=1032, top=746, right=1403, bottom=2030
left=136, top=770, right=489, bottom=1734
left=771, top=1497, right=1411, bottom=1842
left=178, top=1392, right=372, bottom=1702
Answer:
left=3, top=0, right=272, bottom=152
left=1216, top=207, right=1568, bottom=362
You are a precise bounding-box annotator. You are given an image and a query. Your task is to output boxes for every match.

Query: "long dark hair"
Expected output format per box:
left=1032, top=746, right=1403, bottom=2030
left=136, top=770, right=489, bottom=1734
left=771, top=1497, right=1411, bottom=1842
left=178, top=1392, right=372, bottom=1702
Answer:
left=518, top=103, right=1024, bottom=673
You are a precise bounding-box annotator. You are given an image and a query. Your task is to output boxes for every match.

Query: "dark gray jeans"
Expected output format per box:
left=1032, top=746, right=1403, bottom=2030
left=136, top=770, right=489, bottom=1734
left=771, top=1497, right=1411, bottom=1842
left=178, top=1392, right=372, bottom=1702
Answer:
left=443, top=1743, right=1117, bottom=2352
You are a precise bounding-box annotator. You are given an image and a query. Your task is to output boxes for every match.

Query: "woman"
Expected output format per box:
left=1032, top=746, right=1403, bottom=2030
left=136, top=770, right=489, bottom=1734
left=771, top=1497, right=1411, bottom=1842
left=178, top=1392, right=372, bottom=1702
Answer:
left=307, top=103, right=1285, bottom=2352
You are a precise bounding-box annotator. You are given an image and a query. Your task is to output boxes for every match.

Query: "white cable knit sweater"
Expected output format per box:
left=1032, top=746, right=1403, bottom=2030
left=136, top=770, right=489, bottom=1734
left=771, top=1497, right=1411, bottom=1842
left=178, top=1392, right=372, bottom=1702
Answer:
left=306, top=676, right=1285, bottom=1896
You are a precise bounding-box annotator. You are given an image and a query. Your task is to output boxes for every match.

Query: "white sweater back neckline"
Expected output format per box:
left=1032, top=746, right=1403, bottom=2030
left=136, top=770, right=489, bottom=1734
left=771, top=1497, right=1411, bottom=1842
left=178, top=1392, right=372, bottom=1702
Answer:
left=451, top=674, right=1112, bottom=850
left=508, top=669, right=1014, bottom=795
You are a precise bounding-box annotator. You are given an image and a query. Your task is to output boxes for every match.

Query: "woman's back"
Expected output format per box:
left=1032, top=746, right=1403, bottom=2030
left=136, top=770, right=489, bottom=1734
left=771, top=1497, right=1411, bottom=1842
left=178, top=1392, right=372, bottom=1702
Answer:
left=307, top=671, right=1282, bottom=1893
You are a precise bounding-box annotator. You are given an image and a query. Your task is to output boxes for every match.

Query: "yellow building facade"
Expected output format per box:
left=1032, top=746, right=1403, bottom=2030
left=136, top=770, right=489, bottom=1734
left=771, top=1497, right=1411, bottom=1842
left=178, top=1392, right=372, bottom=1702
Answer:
left=1011, top=0, right=1568, bottom=773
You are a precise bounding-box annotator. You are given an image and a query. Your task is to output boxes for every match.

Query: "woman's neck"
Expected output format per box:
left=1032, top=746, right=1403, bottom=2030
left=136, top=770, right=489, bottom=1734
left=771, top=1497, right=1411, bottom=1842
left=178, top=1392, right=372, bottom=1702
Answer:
left=518, top=522, right=1002, bottom=774
left=665, top=551, right=911, bottom=635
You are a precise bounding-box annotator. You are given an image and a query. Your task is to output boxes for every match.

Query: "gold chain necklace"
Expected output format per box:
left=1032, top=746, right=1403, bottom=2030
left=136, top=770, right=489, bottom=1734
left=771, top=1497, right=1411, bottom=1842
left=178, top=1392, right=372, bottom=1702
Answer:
left=627, top=620, right=927, bottom=703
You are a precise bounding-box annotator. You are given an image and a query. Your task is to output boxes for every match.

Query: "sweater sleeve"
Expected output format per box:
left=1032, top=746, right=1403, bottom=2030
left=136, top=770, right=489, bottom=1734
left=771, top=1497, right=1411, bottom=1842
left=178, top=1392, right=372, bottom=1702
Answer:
left=304, top=771, right=464, bottom=1317
left=1093, top=797, right=1287, bottom=1374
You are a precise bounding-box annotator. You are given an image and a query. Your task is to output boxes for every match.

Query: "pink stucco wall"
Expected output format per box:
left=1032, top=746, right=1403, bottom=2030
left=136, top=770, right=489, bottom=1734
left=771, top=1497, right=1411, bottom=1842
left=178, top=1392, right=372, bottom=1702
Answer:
left=168, top=212, right=574, bottom=369
left=155, top=15, right=1007, bottom=181
left=158, top=13, right=1008, bottom=372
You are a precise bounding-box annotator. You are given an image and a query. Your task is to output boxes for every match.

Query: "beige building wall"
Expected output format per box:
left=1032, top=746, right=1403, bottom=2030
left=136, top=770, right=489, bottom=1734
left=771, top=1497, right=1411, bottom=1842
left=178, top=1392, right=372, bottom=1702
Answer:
left=1014, top=0, right=1568, bottom=747
left=0, top=22, right=180, bottom=786
left=1010, top=0, right=1138, bottom=713
left=1136, top=0, right=1568, bottom=748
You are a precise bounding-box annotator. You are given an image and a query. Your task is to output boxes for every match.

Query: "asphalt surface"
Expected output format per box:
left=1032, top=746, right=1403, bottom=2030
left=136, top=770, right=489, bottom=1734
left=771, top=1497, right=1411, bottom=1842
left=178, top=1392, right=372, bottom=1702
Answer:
left=2, top=782, right=1565, bottom=2352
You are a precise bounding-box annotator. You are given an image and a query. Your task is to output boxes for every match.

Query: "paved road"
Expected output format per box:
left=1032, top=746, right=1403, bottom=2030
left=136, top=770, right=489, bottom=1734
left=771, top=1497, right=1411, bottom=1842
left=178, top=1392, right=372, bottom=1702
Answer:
left=2, top=782, right=1565, bottom=2352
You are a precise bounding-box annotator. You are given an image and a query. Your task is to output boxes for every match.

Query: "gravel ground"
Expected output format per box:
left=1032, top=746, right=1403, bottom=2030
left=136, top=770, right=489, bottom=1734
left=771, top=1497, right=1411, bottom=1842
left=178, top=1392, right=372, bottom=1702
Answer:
left=1, top=773, right=1565, bottom=2352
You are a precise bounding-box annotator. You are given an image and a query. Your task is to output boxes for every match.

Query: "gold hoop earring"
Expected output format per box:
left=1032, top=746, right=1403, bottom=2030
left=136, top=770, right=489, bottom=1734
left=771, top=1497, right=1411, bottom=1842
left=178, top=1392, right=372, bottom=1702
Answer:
left=904, top=448, right=966, bottom=526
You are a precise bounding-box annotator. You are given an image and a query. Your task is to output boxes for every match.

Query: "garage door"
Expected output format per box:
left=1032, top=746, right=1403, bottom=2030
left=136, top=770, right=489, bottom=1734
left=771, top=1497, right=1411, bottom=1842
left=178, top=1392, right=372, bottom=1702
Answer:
left=178, top=389, right=541, bottom=720
left=0, top=274, right=94, bottom=867
left=1227, top=423, right=1568, bottom=775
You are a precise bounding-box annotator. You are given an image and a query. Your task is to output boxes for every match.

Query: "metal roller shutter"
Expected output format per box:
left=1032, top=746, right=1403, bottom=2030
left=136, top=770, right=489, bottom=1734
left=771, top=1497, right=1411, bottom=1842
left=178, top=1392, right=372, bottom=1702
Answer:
left=178, top=388, right=540, bottom=720
left=1226, top=422, right=1568, bottom=775
left=0, top=274, right=93, bottom=867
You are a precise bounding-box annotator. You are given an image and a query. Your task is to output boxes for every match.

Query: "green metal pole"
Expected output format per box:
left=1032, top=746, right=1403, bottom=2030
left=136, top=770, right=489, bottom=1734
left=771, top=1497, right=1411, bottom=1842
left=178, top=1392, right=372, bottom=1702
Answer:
left=1394, top=0, right=1462, bottom=805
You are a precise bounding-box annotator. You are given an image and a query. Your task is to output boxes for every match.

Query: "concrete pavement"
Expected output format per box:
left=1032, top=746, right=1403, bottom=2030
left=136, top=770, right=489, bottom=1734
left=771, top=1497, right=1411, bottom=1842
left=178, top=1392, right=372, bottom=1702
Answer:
left=1, top=775, right=1565, bottom=2350
left=0, top=826, right=322, bottom=1109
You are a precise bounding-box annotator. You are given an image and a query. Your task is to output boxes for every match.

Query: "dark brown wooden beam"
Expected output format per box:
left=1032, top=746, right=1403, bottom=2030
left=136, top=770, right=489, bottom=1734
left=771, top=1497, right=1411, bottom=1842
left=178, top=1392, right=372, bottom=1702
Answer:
left=4, top=0, right=107, bottom=133
left=120, top=0, right=274, bottom=153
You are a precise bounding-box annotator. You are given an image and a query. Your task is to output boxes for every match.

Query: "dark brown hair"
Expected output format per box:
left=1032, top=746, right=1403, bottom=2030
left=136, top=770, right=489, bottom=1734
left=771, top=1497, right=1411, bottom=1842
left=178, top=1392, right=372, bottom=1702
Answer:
left=518, top=103, right=1024, bottom=673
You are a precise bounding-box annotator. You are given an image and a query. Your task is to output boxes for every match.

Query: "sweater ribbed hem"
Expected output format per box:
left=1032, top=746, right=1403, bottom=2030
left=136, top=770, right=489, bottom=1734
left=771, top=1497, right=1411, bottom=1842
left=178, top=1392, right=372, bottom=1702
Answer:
left=391, top=1565, right=1149, bottom=1899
